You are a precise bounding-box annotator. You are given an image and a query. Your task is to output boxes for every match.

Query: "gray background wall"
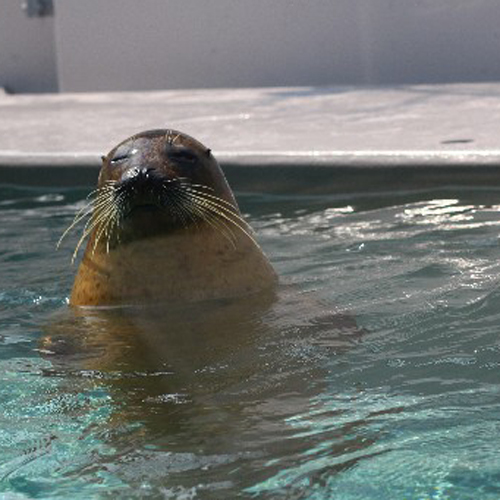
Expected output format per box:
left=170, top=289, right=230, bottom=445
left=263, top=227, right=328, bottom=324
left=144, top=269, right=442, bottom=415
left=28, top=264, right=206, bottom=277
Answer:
left=3, top=0, right=500, bottom=93
left=0, top=0, right=57, bottom=93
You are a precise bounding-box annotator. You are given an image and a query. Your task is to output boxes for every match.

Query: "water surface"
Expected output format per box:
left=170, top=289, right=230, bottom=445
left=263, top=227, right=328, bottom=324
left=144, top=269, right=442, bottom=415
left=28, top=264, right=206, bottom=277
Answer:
left=1, top=182, right=500, bottom=499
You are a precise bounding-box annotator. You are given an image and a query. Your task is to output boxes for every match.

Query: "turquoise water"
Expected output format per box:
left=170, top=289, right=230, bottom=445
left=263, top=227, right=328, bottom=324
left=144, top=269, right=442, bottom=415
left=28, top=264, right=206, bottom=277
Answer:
left=2, top=182, right=500, bottom=499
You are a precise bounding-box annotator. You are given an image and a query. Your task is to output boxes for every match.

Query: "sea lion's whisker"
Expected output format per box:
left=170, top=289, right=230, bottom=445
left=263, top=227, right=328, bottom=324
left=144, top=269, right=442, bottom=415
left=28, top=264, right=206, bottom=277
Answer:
left=92, top=191, right=127, bottom=255
left=74, top=197, right=120, bottom=261
left=92, top=215, right=115, bottom=255
left=186, top=201, right=238, bottom=247
left=178, top=199, right=201, bottom=231
left=181, top=185, right=239, bottom=215
left=165, top=130, right=182, bottom=146
left=167, top=187, right=223, bottom=242
left=170, top=185, right=239, bottom=245
left=188, top=195, right=257, bottom=247
left=204, top=212, right=239, bottom=247
left=184, top=185, right=241, bottom=211
left=65, top=208, right=103, bottom=262
left=173, top=182, right=258, bottom=245
left=106, top=213, right=122, bottom=253
left=58, top=181, right=118, bottom=255
left=72, top=231, right=91, bottom=263
left=162, top=186, right=192, bottom=229
left=56, top=188, right=111, bottom=248
left=185, top=189, right=251, bottom=228
left=183, top=187, right=250, bottom=226
left=56, top=203, right=93, bottom=249
left=174, top=180, right=246, bottom=224
left=73, top=214, right=107, bottom=259
left=168, top=187, right=224, bottom=238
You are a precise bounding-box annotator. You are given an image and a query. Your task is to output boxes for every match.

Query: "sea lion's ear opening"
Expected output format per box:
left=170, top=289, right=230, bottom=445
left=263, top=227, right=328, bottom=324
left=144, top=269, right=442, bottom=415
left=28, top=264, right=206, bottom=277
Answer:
left=101, top=155, right=106, bottom=163
left=206, top=148, right=211, bottom=157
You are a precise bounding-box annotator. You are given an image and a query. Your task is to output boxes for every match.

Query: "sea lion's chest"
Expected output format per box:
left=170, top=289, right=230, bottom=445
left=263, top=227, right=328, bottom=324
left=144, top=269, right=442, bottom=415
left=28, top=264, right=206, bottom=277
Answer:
left=70, top=229, right=277, bottom=306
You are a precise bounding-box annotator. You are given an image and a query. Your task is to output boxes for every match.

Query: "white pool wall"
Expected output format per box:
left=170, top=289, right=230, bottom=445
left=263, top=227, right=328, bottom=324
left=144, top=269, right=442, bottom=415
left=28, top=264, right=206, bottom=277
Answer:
left=3, top=0, right=500, bottom=93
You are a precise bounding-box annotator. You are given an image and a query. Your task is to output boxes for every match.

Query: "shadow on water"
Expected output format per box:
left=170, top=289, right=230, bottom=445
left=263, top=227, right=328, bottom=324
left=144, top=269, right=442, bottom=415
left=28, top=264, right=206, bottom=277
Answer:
left=38, top=286, right=366, bottom=497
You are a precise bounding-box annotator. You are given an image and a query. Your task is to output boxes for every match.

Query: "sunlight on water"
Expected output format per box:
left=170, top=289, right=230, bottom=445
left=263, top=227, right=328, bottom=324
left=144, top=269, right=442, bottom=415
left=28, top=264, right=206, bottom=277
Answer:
left=1, top=183, right=500, bottom=498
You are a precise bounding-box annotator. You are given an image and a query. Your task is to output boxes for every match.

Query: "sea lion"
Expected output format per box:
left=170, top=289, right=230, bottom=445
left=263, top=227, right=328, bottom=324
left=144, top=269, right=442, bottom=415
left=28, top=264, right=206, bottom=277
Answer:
left=48, top=139, right=367, bottom=490
left=62, top=129, right=277, bottom=306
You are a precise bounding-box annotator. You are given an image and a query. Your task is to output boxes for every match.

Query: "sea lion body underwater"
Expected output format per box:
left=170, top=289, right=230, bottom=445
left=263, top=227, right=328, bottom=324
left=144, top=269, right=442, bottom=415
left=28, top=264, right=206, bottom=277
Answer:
left=66, top=129, right=277, bottom=306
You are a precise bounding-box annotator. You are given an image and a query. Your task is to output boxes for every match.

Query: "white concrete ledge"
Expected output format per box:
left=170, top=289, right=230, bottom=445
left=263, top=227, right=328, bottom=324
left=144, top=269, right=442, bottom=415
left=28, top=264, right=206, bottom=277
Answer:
left=2, top=151, right=500, bottom=170
left=1, top=83, right=500, bottom=174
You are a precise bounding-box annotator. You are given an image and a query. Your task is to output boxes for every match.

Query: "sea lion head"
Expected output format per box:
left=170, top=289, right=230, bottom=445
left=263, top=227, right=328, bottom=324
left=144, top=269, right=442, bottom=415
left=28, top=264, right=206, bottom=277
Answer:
left=85, top=129, right=241, bottom=249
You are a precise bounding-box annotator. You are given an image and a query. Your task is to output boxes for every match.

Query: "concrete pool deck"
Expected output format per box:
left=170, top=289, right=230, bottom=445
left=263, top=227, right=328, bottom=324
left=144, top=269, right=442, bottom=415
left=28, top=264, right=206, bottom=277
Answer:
left=2, top=82, right=500, bottom=189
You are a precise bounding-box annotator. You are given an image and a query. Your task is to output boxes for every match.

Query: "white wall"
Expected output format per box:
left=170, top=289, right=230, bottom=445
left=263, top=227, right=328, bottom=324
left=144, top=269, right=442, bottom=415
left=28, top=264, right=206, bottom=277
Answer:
left=53, top=0, right=500, bottom=92
left=365, top=1, right=500, bottom=84
left=53, top=0, right=372, bottom=91
left=0, top=0, right=58, bottom=93
left=4, top=0, right=500, bottom=93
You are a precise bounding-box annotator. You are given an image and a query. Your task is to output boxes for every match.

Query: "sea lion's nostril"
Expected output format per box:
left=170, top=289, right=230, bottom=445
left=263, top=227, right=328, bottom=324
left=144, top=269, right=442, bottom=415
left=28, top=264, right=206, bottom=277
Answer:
left=121, top=167, right=140, bottom=182
left=119, top=167, right=163, bottom=192
left=135, top=167, right=156, bottom=179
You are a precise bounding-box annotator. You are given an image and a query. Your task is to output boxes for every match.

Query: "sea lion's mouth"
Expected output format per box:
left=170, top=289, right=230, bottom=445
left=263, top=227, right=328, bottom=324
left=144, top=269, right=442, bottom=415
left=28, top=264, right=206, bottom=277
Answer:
left=125, top=203, right=162, bottom=218
left=116, top=171, right=171, bottom=220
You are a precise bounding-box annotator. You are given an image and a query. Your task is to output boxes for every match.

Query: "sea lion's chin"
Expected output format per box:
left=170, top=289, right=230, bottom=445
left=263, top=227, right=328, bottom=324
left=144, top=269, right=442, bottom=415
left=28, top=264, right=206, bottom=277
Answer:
left=124, top=203, right=163, bottom=222
left=119, top=206, right=182, bottom=243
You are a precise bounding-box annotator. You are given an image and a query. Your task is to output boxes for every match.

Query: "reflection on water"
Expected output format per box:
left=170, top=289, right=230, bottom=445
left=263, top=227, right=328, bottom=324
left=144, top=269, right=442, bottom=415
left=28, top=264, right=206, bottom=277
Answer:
left=1, top=184, right=500, bottom=498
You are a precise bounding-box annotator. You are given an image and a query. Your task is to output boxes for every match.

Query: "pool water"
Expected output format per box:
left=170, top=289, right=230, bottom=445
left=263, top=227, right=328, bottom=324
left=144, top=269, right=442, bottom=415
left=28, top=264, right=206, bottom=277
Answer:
left=2, top=181, right=500, bottom=499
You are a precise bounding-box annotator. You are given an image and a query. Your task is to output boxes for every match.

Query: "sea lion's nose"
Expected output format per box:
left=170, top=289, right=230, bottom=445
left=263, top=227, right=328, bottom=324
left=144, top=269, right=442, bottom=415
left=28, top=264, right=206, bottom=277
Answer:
left=121, top=166, right=155, bottom=183
left=136, top=167, right=155, bottom=179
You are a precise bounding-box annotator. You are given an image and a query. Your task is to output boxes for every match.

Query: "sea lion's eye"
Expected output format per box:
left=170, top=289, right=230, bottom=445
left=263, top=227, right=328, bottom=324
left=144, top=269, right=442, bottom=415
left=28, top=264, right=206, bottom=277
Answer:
left=168, top=149, right=198, bottom=164
left=110, top=154, right=129, bottom=164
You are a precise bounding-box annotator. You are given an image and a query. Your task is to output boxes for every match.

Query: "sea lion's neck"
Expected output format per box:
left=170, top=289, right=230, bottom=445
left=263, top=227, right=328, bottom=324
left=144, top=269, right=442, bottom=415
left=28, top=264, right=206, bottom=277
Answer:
left=70, top=225, right=277, bottom=306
